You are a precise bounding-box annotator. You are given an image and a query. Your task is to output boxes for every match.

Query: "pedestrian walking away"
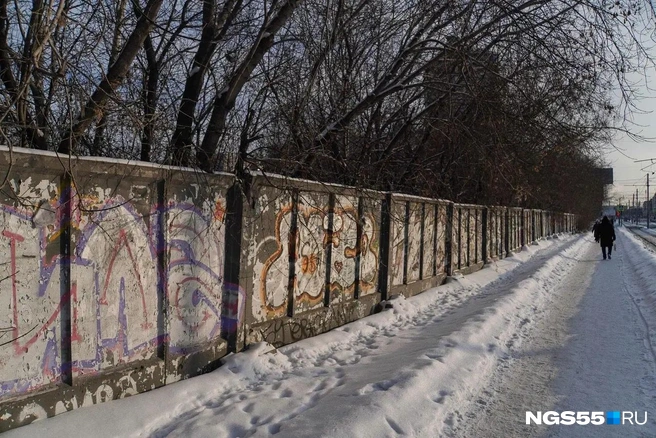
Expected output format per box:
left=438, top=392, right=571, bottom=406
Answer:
left=592, top=219, right=601, bottom=241
left=593, top=215, right=616, bottom=260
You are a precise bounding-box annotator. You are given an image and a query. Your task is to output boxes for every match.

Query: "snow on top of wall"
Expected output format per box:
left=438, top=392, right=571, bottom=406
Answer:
left=0, top=145, right=234, bottom=177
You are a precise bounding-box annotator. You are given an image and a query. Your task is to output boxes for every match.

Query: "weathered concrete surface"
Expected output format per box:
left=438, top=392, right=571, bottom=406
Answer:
left=390, top=200, right=406, bottom=287
left=164, top=171, right=232, bottom=382
left=1, top=360, right=166, bottom=431
left=422, top=204, right=436, bottom=278
left=486, top=207, right=506, bottom=261
left=0, top=152, right=65, bottom=401
left=0, top=149, right=232, bottom=432
left=387, top=195, right=450, bottom=298
left=330, top=194, right=359, bottom=303
left=406, top=202, right=422, bottom=283
left=451, top=204, right=486, bottom=276
left=436, top=203, right=448, bottom=274
left=245, top=294, right=380, bottom=347
left=69, top=160, right=163, bottom=381
left=508, top=208, right=522, bottom=253
left=359, top=195, right=381, bottom=298
left=240, top=175, right=385, bottom=350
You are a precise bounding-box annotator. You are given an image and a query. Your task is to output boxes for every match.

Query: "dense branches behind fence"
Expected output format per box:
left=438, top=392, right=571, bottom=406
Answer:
left=0, top=0, right=651, bottom=222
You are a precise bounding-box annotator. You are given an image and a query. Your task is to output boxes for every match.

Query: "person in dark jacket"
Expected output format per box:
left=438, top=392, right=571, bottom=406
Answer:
left=591, top=219, right=601, bottom=242
left=594, top=216, right=616, bottom=259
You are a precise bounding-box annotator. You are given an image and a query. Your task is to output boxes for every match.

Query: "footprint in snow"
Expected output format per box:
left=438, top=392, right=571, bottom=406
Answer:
left=425, top=351, right=444, bottom=362
left=433, top=390, right=452, bottom=404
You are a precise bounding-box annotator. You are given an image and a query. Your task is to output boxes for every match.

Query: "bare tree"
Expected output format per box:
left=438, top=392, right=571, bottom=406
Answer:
left=0, top=0, right=651, bottom=224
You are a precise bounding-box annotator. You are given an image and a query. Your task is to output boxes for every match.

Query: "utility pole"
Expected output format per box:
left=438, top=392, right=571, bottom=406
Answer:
left=648, top=174, right=650, bottom=229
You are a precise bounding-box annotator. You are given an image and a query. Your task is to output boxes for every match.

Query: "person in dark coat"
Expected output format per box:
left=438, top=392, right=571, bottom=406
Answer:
left=594, top=216, right=616, bottom=259
left=591, top=219, right=601, bottom=242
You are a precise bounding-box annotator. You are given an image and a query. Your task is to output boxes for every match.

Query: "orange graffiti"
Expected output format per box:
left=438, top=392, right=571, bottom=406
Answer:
left=259, top=204, right=294, bottom=318
left=257, top=201, right=379, bottom=316
left=300, top=253, right=319, bottom=274
left=213, top=200, right=225, bottom=222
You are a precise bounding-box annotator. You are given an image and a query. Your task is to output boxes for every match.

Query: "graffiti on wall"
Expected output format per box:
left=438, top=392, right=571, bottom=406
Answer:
left=248, top=299, right=370, bottom=347
left=251, top=193, right=379, bottom=322
left=71, top=193, right=159, bottom=375
left=459, top=209, right=468, bottom=268
left=328, top=195, right=358, bottom=305
left=294, top=194, right=328, bottom=313
left=422, top=206, right=435, bottom=279
left=0, top=202, right=62, bottom=397
left=406, top=203, right=422, bottom=283
left=488, top=209, right=504, bottom=258
left=436, top=205, right=447, bottom=274
left=469, top=210, right=477, bottom=265
left=166, top=197, right=226, bottom=354
left=250, top=193, right=293, bottom=321
left=0, top=176, right=229, bottom=398
left=390, top=202, right=406, bottom=286
left=487, top=211, right=495, bottom=258
left=358, top=199, right=380, bottom=297
left=509, top=210, right=521, bottom=251
left=390, top=201, right=448, bottom=285
left=476, top=210, right=482, bottom=263
left=3, top=365, right=156, bottom=430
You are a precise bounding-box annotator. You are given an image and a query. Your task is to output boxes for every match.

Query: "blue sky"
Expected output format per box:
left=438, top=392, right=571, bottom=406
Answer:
left=607, top=67, right=656, bottom=206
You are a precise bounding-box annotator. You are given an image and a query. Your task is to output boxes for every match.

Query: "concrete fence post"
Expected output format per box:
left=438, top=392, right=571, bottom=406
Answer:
left=286, top=190, right=299, bottom=317
left=505, top=208, right=510, bottom=256
left=155, top=179, right=168, bottom=362
left=377, top=193, right=392, bottom=301
left=403, top=201, right=410, bottom=284
left=324, top=193, right=336, bottom=305
left=221, top=183, right=244, bottom=352
left=354, top=196, right=364, bottom=299
left=482, top=207, right=488, bottom=264
left=60, top=171, right=73, bottom=386
left=445, top=203, right=454, bottom=276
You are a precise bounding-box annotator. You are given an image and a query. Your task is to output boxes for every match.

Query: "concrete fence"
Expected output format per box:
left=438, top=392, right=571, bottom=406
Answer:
left=0, top=148, right=577, bottom=432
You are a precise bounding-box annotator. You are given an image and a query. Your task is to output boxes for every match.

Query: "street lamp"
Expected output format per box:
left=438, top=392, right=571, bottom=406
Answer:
left=648, top=173, right=653, bottom=230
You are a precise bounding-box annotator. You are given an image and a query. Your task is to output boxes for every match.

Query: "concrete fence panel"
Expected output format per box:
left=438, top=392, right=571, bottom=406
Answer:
left=0, top=150, right=235, bottom=431
left=387, top=195, right=450, bottom=297
left=422, top=204, right=436, bottom=279
left=240, top=175, right=384, bottom=348
left=0, top=151, right=66, bottom=402
left=486, top=206, right=506, bottom=260
left=508, top=208, right=522, bottom=253
left=165, top=170, right=232, bottom=379
left=451, top=204, right=485, bottom=275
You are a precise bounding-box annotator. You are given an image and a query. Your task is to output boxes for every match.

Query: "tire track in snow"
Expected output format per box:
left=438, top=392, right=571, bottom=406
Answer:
left=618, top=229, right=656, bottom=372
left=447, top=235, right=595, bottom=438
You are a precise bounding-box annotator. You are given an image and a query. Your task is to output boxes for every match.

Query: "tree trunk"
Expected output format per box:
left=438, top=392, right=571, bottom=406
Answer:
left=57, top=0, right=164, bottom=155
left=197, top=0, right=303, bottom=172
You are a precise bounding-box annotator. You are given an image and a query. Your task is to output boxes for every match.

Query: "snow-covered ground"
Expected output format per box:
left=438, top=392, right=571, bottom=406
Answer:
left=7, top=227, right=656, bottom=437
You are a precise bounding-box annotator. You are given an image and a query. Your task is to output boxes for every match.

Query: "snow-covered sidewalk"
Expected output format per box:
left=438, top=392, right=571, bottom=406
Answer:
left=7, top=228, right=656, bottom=438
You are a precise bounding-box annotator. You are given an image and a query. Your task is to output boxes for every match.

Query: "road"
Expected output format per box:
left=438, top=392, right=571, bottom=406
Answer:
left=452, top=227, right=656, bottom=437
